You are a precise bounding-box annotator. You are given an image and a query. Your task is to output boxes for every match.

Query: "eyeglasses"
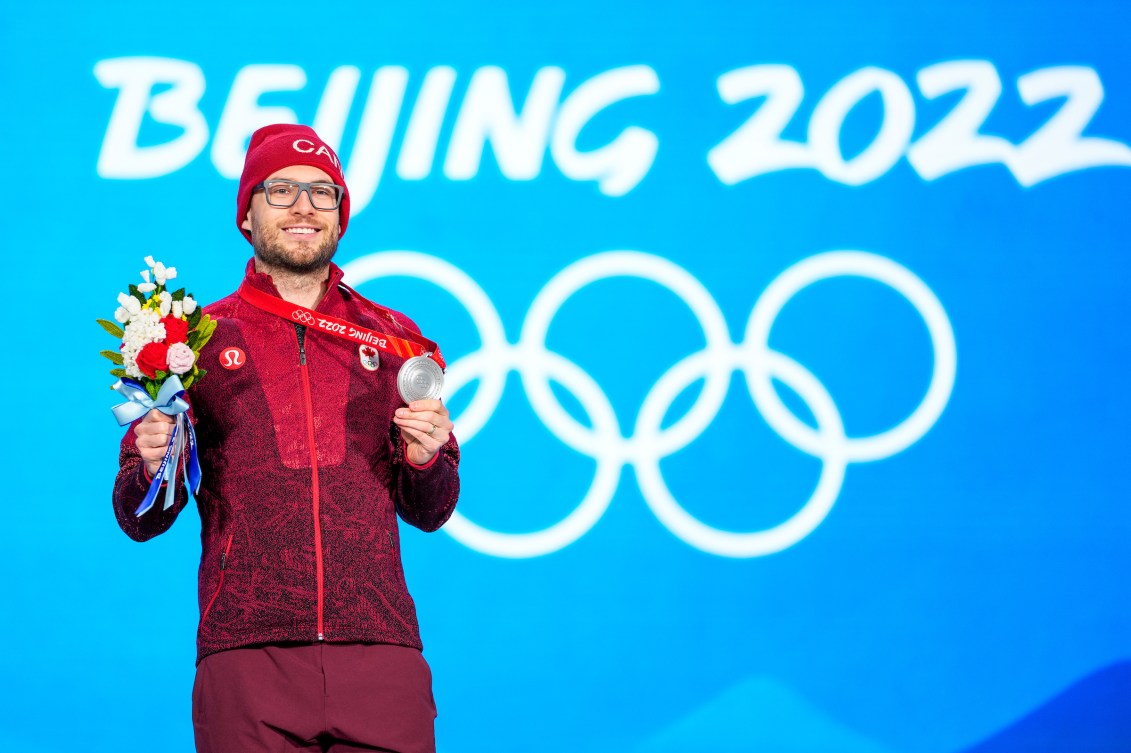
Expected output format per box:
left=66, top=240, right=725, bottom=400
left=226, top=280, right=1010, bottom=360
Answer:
left=254, top=180, right=344, bottom=210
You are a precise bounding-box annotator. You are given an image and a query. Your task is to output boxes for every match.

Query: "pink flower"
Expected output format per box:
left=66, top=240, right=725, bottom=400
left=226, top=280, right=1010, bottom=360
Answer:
left=166, top=342, right=196, bottom=375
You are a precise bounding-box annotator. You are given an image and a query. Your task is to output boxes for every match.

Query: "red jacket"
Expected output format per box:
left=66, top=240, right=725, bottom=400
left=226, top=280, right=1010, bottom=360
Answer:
left=112, top=260, right=460, bottom=663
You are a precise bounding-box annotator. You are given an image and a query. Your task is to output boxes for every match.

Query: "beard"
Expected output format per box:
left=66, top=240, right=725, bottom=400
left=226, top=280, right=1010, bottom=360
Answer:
left=249, top=215, right=339, bottom=275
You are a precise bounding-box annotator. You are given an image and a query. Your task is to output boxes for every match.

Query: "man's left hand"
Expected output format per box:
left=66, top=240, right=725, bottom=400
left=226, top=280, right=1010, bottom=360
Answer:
left=393, top=399, right=454, bottom=466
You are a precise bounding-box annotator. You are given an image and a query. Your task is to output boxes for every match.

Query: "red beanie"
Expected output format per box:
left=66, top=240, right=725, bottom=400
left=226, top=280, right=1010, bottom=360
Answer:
left=236, top=124, right=350, bottom=243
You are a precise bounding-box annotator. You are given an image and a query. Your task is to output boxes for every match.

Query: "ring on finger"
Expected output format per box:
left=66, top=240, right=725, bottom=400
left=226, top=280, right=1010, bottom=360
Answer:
left=427, top=424, right=437, bottom=436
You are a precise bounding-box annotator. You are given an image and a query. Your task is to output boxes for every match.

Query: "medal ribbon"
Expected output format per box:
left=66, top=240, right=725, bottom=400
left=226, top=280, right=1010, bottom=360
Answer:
left=237, top=281, right=446, bottom=368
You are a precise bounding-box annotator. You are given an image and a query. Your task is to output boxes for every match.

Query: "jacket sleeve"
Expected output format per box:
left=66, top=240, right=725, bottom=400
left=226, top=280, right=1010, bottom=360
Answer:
left=112, top=420, right=191, bottom=542
left=390, top=426, right=460, bottom=532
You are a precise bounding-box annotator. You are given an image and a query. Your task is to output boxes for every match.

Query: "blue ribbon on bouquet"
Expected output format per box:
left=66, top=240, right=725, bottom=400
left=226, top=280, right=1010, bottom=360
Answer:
left=111, top=376, right=202, bottom=516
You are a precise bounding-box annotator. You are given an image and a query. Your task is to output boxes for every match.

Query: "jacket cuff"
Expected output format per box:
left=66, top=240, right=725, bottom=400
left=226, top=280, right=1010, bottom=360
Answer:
left=140, top=462, right=168, bottom=487
left=403, top=443, right=440, bottom=470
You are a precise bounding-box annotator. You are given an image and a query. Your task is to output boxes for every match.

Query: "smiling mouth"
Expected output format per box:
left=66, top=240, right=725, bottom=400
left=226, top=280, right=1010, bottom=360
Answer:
left=284, top=227, right=321, bottom=237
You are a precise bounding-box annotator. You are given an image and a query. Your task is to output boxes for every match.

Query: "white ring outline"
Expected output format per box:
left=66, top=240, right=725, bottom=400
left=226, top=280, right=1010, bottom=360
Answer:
left=634, top=348, right=848, bottom=557
left=520, top=251, right=732, bottom=461
left=743, top=251, right=957, bottom=462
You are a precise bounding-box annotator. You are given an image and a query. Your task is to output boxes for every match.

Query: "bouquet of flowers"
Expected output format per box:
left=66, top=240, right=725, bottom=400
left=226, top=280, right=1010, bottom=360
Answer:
left=98, top=256, right=216, bottom=395
left=99, top=256, right=216, bottom=515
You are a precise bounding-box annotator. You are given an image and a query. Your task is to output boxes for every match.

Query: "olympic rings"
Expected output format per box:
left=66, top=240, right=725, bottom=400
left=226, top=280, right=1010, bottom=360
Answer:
left=292, top=310, right=316, bottom=325
left=341, top=249, right=957, bottom=559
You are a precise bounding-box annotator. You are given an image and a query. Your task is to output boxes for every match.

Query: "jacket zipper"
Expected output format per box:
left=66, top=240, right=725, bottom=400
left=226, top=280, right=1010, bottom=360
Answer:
left=201, top=531, right=234, bottom=623
left=296, top=323, right=326, bottom=642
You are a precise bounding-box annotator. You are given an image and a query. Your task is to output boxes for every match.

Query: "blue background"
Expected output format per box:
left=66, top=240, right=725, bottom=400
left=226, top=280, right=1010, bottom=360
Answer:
left=2, top=2, right=1129, bottom=751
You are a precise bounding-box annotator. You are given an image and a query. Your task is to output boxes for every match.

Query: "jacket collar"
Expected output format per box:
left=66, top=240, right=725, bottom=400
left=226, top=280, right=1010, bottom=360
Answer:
left=241, top=257, right=346, bottom=310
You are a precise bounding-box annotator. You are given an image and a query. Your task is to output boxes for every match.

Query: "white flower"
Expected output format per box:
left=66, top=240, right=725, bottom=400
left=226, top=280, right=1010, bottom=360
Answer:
left=183, top=296, right=197, bottom=315
left=172, top=300, right=184, bottom=319
left=137, top=282, right=157, bottom=293
left=140, top=270, right=150, bottom=283
left=160, top=299, right=171, bottom=316
left=165, top=266, right=177, bottom=280
left=125, top=297, right=142, bottom=316
left=120, top=309, right=166, bottom=379
left=154, top=262, right=167, bottom=285
left=144, top=255, right=155, bottom=267
left=117, top=292, right=131, bottom=307
left=159, top=291, right=172, bottom=303
left=114, top=306, right=130, bottom=324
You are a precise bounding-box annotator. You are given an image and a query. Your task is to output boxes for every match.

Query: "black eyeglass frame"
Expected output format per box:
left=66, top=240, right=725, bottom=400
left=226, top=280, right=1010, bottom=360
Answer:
left=253, top=180, right=345, bottom=210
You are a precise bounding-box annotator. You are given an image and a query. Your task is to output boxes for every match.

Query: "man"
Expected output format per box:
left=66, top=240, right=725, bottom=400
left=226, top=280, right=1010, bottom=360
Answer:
left=112, top=123, right=459, bottom=753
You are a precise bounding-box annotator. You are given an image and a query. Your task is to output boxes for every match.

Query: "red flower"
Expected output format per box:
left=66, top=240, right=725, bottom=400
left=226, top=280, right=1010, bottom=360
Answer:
left=136, top=341, right=170, bottom=378
left=162, top=315, right=189, bottom=345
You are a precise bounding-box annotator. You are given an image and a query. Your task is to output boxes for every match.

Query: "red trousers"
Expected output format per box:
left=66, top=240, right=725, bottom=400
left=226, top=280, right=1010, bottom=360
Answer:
left=192, top=643, right=437, bottom=753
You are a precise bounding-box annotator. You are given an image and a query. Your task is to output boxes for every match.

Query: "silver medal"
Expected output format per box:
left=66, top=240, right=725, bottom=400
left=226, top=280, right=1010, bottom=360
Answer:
left=397, top=355, right=444, bottom=403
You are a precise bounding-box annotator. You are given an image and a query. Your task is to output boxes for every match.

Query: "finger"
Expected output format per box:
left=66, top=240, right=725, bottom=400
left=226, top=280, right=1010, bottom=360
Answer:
left=395, top=408, right=442, bottom=429
left=393, top=416, right=447, bottom=438
left=397, top=424, right=432, bottom=449
left=137, top=419, right=175, bottom=433
left=145, top=409, right=176, bottom=424
left=397, top=422, right=449, bottom=448
left=135, top=422, right=174, bottom=441
left=396, top=408, right=453, bottom=431
left=140, top=442, right=171, bottom=460
left=408, top=399, right=444, bottom=415
left=136, top=436, right=172, bottom=454
left=141, top=449, right=168, bottom=464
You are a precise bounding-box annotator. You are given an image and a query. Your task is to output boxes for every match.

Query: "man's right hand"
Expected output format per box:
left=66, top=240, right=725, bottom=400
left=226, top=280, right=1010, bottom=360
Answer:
left=134, top=409, right=176, bottom=477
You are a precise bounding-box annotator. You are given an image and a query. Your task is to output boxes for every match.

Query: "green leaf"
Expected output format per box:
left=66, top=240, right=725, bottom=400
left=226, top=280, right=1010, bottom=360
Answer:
left=96, top=318, right=124, bottom=339
left=171, top=287, right=186, bottom=301
left=194, top=316, right=218, bottom=349
left=100, top=349, right=124, bottom=365
left=187, top=307, right=202, bottom=328
left=181, top=373, right=195, bottom=389
left=195, top=367, right=207, bottom=382
left=128, top=284, right=147, bottom=305
left=109, top=368, right=127, bottom=378
left=145, top=381, right=159, bottom=400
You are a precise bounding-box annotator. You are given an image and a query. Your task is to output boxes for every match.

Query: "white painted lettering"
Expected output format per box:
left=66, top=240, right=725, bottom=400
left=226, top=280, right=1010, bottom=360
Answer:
left=444, top=66, right=565, bottom=181
left=312, top=66, right=361, bottom=153
left=94, top=57, right=210, bottom=179
left=314, top=144, right=340, bottom=170
left=397, top=66, right=458, bottom=180
left=344, top=66, right=409, bottom=216
left=551, top=65, right=660, bottom=196
left=211, top=64, right=306, bottom=179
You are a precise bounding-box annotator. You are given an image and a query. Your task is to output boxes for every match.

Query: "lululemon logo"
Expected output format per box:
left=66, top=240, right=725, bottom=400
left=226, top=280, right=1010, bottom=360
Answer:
left=220, top=347, right=246, bottom=370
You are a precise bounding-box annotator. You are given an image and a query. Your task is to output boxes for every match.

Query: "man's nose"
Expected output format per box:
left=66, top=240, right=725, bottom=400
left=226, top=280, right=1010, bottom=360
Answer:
left=291, top=188, right=317, bottom=213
